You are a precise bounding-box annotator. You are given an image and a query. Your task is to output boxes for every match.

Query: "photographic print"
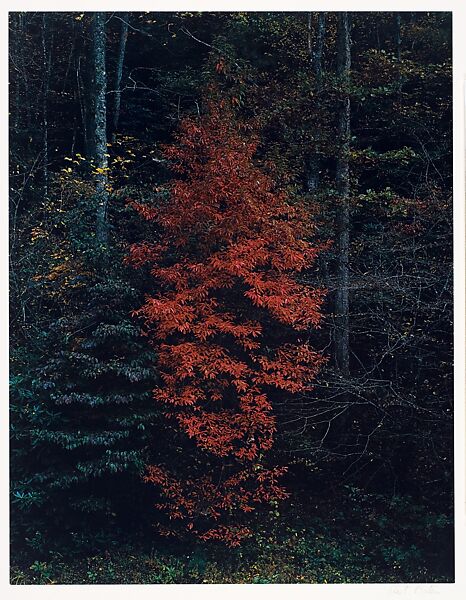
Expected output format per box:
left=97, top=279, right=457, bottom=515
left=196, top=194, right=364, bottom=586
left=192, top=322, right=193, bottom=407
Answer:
left=8, top=9, right=454, bottom=585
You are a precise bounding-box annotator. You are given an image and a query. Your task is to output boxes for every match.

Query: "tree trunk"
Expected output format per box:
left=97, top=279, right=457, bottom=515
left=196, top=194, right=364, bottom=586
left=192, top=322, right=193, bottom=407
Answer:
left=76, top=51, right=88, bottom=155
left=334, top=12, right=351, bottom=377
left=306, top=12, right=326, bottom=193
left=18, top=14, right=32, bottom=130
left=91, top=12, right=109, bottom=245
left=394, top=13, right=403, bottom=96
left=41, top=14, right=52, bottom=199
left=112, top=13, right=129, bottom=142
left=11, top=14, right=22, bottom=132
left=307, top=13, right=312, bottom=58
left=313, top=12, right=326, bottom=87
left=394, top=12, right=402, bottom=61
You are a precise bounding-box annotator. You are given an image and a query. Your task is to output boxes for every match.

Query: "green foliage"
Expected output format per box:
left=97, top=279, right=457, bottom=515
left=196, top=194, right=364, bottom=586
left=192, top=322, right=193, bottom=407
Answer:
left=10, top=488, right=453, bottom=584
left=10, top=190, right=159, bottom=558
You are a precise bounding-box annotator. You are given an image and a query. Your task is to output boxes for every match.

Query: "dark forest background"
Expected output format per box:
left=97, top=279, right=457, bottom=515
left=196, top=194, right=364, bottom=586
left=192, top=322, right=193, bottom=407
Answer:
left=9, top=11, right=453, bottom=584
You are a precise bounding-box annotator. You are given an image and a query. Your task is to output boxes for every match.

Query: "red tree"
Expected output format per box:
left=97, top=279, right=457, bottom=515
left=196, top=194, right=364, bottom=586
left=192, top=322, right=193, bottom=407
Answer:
left=128, top=100, right=326, bottom=546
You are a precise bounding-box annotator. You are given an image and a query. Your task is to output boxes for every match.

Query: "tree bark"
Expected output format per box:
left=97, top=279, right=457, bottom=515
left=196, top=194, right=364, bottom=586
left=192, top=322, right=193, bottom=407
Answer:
left=10, top=14, right=22, bottom=132
left=394, top=12, right=402, bottom=61
left=41, top=14, right=52, bottom=199
left=394, top=13, right=402, bottom=95
left=313, top=13, right=326, bottom=88
left=76, top=50, right=89, bottom=155
left=91, top=12, right=109, bottom=245
left=334, top=12, right=351, bottom=377
left=112, top=13, right=129, bottom=142
left=306, top=12, right=326, bottom=193
left=18, top=14, right=32, bottom=130
left=307, top=13, right=312, bottom=58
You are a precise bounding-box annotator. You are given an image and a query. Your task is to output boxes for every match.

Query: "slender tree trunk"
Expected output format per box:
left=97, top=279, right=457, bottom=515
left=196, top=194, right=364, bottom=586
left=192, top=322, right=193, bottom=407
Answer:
left=76, top=53, right=88, bottom=154
left=76, top=16, right=92, bottom=157
left=112, top=13, right=129, bottom=142
left=91, top=12, right=109, bottom=245
left=82, top=17, right=95, bottom=159
left=18, top=14, right=31, bottom=130
left=11, top=14, right=21, bottom=132
left=306, top=12, right=326, bottom=193
left=41, top=14, right=52, bottom=199
left=307, top=12, right=312, bottom=58
left=334, top=12, right=351, bottom=377
left=394, top=12, right=403, bottom=97
left=394, top=12, right=402, bottom=61
left=313, top=13, right=326, bottom=88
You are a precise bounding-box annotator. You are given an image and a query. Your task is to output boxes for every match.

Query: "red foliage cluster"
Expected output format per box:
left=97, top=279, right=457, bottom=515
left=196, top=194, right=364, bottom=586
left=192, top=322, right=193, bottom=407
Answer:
left=143, top=464, right=288, bottom=546
left=128, top=101, right=326, bottom=545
